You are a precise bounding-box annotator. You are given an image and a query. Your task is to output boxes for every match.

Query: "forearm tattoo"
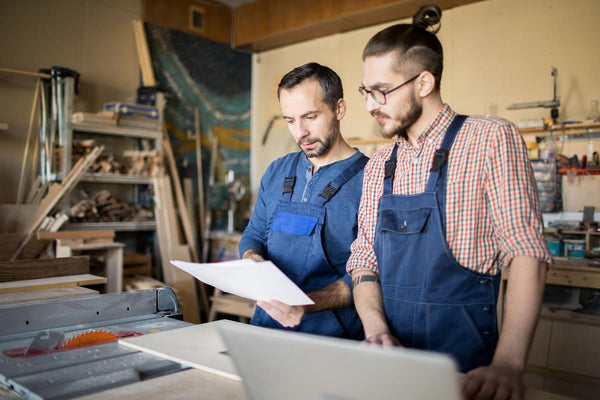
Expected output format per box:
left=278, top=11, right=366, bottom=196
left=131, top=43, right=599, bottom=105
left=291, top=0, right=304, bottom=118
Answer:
left=352, top=274, right=381, bottom=288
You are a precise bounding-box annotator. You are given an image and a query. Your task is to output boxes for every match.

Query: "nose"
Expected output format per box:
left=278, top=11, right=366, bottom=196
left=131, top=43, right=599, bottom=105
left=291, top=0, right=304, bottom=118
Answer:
left=291, top=121, right=309, bottom=140
left=365, top=94, right=380, bottom=114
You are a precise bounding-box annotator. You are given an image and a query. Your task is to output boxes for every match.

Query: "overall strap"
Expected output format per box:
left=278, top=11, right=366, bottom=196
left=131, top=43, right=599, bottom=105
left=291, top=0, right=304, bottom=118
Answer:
left=383, top=144, right=399, bottom=196
left=425, top=114, right=467, bottom=192
left=282, top=153, right=302, bottom=201
left=317, top=154, right=369, bottom=205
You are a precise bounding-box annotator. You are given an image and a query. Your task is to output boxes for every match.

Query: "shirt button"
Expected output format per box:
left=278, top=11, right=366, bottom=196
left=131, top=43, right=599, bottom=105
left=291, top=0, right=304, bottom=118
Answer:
left=303, top=197, right=308, bottom=202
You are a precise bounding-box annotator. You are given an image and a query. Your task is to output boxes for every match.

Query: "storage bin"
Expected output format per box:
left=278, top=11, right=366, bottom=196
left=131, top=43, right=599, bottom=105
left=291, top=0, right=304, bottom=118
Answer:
left=546, top=238, right=563, bottom=257
left=564, top=239, right=585, bottom=259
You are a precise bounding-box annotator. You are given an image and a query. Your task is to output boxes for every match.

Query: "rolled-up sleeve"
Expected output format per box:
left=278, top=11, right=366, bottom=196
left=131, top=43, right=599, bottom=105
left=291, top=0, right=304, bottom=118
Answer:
left=484, top=121, right=552, bottom=269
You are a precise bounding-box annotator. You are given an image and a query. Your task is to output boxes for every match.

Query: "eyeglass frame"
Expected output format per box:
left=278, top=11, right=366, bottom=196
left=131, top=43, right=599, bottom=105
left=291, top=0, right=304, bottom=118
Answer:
left=358, top=73, right=421, bottom=105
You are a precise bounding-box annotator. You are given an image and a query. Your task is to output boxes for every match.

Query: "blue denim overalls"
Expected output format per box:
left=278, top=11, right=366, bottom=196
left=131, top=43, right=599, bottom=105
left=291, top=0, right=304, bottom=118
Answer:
left=374, top=115, right=500, bottom=372
left=251, top=152, right=368, bottom=339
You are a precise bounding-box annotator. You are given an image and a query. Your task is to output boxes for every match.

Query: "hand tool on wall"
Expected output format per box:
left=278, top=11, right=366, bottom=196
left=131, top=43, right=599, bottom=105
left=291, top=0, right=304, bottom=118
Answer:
left=507, top=67, right=561, bottom=123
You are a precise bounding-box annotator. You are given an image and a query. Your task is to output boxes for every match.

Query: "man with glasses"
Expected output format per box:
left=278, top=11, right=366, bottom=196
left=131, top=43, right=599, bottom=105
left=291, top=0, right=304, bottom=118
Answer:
left=239, top=62, right=368, bottom=339
left=347, top=4, right=551, bottom=399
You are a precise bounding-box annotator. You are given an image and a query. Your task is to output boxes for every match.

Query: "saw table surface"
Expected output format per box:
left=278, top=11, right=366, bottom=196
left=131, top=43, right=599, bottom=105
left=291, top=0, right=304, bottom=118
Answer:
left=0, top=288, right=191, bottom=399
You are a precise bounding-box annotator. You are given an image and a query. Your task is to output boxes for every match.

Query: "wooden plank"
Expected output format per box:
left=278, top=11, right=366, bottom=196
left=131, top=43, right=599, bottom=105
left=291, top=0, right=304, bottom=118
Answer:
left=162, top=134, right=210, bottom=318
left=14, top=146, right=104, bottom=260
left=233, top=0, right=483, bottom=51
left=36, top=230, right=115, bottom=240
left=119, top=321, right=241, bottom=381
left=0, top=274, right=107, bottom=294
left=0, top=67, right=51, bottom=79
left=153, top=175, right=199, bottom=323
left=183, top=177, right=198, bottom=246
left=163, top=134, right=199, bottom=262
left=0, top=286, right=98, bottom=306
left=194, top=107, right=207, bottom=260
left=0, top=233, right=50, bottom=261
left=546, top=267, right=600, bottom=289
left=132, top=19, right=156, bottom=87
left=0, top=255, right=89, bottom=282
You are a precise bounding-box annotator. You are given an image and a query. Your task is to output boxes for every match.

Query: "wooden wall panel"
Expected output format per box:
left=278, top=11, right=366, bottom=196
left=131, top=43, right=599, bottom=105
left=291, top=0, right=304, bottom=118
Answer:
left=142, top=0, right=232, bottom=44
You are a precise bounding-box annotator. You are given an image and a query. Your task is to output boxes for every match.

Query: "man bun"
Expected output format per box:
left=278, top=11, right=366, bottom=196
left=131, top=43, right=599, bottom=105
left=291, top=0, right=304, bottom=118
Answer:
left=413, top=3, right=442, bottom=34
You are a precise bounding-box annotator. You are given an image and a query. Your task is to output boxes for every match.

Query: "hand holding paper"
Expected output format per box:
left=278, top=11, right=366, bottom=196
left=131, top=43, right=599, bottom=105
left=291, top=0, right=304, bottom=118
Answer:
left=171, top=259, right=314, bottom=306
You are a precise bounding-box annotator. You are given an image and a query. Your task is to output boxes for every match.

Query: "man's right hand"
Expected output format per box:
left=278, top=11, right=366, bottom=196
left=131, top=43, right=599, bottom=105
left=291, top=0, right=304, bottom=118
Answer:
left=242, top=249, right=265, bottom=262
left=365, top=332, right=402, bottom=347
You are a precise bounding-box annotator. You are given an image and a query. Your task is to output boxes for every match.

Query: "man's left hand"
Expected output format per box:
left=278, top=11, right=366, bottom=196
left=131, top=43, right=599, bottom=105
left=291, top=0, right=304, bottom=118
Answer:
left=461, top=362, right=524, bottom=400
left=256, top=300, right=306, bottom=327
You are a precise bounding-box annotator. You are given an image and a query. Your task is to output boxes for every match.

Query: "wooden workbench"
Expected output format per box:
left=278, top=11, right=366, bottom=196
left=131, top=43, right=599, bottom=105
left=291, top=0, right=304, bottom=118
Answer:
left=498, top=258, right=600, bottom=327
left=76, top=321, right=577, bottom=400
left=499, top=258, right=600, bottom=398
left=78, top=367, right=574, bottom=400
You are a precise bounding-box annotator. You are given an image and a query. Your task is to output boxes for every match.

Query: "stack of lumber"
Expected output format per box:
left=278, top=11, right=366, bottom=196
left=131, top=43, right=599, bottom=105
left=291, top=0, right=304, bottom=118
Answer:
left=69, top=189, right=153, bottom=223
left=74, top=140, right=162, bottom=177
left=0, top=255, right=105, bottom=303
left=152, top=131, right=210, bottom=323
left=3, top=146, right=104, bottom=261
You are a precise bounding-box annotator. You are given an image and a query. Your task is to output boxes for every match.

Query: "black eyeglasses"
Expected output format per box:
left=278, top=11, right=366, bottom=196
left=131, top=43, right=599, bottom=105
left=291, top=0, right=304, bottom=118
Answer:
left=358, top=74, right=420, bottom=105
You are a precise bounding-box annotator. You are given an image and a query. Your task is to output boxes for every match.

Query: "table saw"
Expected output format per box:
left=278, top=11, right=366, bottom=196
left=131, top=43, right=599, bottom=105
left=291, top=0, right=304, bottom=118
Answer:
left=0, top=289, right=579, bottom=400
left=0, top=288, right=193, bottom=399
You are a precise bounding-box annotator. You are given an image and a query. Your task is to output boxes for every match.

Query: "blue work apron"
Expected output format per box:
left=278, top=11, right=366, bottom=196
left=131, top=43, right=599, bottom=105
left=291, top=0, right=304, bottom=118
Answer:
left=374, top=115, right=500, bottom=372
left=251, top=153, right=368, bottom=339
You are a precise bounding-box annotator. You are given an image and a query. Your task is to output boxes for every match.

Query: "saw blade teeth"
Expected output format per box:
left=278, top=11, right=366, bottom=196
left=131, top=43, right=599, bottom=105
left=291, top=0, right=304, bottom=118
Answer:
left=59, top=329, right=118, bottom=349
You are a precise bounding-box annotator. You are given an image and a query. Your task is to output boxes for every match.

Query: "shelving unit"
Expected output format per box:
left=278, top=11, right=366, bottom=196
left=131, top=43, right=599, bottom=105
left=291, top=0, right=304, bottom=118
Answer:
left=50, top=94, right=166, bottom=291
left=520, top=121, right=600, bottom=139
left=64, top=121, right=162, bottom=233
left=347, top=121, right=600, bottom=146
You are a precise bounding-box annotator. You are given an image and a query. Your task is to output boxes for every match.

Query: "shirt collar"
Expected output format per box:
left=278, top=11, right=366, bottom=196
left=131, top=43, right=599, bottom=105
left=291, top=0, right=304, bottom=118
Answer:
left=397, top=104, right=455, bottom=150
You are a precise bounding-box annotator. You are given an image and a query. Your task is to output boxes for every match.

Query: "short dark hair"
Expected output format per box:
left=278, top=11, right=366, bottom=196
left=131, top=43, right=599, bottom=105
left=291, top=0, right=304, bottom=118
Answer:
left=363, top=3, right=443, bottom=90
left=277, top=62, right=343, bottom=112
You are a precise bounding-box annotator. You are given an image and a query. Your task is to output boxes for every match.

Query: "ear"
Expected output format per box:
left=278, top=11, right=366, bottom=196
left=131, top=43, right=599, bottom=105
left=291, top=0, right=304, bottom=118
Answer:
left=416, top=71, right=436, bottom=98
left=335, top=98, right=347, bottom=121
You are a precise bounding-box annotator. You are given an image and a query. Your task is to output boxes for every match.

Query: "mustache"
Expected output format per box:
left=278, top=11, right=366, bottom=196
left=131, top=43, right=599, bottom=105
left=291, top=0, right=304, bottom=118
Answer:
left=298, top=137, right=322, bottom=145
left=371, top=111, right=390, bottom=119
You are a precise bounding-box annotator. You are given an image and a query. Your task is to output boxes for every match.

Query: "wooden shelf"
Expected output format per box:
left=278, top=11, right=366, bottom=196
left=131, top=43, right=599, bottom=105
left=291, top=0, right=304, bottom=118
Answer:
left=520, top=121, right=600, bottom=137
left=71, top=121, right=161, bottom=140
left=80, top=172, right=154, bottom=185
left=66, top=221, right=156, bottom=232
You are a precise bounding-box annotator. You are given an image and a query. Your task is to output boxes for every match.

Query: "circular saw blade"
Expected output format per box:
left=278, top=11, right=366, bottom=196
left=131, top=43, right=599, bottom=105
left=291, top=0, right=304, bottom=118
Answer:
left=59, top=329, right=118, bottom=349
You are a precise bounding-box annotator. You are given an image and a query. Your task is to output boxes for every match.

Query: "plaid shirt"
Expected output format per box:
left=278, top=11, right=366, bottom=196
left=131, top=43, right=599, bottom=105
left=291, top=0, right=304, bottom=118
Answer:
left=347, top=104, right=551, bottom=275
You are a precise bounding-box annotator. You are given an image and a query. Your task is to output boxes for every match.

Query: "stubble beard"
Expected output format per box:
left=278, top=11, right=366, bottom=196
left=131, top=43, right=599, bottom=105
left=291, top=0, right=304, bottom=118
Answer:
left=298, top=119, right=338, bottom=158
left=376, top=93, right=423, bottom=140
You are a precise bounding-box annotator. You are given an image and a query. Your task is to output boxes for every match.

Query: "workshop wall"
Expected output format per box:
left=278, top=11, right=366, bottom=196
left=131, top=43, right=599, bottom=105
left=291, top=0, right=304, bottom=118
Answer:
left=251, top=0, right=600, bottom=198
left=0, top=0, right=142, bottom=204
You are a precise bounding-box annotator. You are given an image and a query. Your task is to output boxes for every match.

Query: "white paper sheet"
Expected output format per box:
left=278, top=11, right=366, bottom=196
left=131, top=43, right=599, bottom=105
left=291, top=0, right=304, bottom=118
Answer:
left=171, top=259, right=314, bottom=306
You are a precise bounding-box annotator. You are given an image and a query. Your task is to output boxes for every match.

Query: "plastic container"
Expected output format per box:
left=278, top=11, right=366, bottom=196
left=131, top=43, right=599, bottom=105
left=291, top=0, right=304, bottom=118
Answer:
left=546, top=238, right=563, bottom=257
left=564, top=239, right=585, bottom=259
